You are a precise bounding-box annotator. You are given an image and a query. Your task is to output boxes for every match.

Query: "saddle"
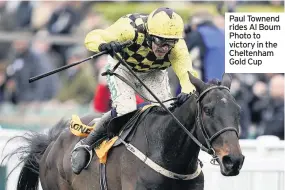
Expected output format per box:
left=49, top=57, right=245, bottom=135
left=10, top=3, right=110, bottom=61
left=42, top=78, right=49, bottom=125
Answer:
left=69, top=104, right=156, bottom=164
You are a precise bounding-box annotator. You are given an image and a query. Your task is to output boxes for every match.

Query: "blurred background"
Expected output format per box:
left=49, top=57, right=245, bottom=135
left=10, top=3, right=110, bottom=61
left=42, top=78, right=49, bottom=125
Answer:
left=0, top=1, right=284, bottom=190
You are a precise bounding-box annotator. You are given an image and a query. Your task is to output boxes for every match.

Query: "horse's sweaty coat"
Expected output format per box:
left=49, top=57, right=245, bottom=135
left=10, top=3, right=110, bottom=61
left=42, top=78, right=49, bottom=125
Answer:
left=11, top=73, right=244, bottom=190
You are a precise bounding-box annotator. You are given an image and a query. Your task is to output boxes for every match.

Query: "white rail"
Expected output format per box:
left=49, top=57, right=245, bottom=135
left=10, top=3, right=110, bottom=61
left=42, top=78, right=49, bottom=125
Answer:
left=0, top=129, right=284, bottom=190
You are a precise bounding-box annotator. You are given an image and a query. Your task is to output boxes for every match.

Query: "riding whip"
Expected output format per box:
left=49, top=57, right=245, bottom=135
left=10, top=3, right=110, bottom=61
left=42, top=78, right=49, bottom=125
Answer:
left=28, top=40, right=132, bottom=83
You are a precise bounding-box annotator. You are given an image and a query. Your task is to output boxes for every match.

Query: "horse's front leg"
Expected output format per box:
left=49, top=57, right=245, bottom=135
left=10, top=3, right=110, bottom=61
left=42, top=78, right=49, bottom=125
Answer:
left=135, top=179, right=171, bottom=190
left=134, top=170, right=173, bottom=190
left=135, top=171, right=204, bottom=190
left=184, top=172, right=204, bottom=190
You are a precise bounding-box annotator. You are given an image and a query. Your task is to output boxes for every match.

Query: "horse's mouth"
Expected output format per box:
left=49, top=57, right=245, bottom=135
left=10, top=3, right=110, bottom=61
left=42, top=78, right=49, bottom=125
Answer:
left=217, top=155, right=244, bottom=176
left=221, top=167, right=240, bottom=176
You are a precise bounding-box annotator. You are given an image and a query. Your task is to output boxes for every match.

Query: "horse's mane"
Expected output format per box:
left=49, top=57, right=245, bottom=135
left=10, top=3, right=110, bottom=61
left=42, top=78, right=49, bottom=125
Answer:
left=147, top=78, right=223, bottom=114
left=152, top=93, right=197, bottom=113
left=153, top=78, right=223, bottom=113
left=207, top=78, right=222, bottom=86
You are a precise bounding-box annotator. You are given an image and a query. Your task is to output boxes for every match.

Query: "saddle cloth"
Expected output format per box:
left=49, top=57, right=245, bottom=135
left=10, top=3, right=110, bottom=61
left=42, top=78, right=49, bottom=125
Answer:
left=69, top=104, right=155, bottom=164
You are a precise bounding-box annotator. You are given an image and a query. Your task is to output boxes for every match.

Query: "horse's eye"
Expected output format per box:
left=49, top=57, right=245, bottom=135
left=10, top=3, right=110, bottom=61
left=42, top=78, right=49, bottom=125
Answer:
left=203, top=107, right=212, bottom=116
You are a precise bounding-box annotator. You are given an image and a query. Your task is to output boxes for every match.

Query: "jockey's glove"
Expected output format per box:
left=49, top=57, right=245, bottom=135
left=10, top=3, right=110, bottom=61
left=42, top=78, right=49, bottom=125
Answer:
left=99, top=41, right=123, bottom=55
left=175, top=92, right=191, bottom=106
left=169, top=92, right=191, bottom=110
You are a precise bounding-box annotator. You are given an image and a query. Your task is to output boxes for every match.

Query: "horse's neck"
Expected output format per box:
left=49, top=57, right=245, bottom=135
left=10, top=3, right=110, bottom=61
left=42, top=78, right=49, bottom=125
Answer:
left=154, top=95, right=200, bottom=173
left=172, top=95, right=197, bottom=129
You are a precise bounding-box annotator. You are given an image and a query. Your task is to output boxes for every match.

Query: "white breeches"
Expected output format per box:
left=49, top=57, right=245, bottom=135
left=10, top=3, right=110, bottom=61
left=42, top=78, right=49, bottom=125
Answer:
left=105, top=55, right=173, bottom=116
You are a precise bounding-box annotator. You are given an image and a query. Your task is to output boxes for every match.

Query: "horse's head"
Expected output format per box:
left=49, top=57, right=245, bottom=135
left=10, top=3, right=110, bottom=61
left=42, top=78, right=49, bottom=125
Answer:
left=188, top=72, right=244, bottom=176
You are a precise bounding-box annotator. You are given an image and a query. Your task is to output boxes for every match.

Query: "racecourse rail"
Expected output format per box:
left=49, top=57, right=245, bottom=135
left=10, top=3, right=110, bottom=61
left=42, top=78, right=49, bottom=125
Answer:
left=0, top=129, right=284, bottom=190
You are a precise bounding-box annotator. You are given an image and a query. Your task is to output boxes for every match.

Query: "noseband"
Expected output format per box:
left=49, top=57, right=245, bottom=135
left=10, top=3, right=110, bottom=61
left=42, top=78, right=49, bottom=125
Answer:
left=193, top=85, right=239, bottom=163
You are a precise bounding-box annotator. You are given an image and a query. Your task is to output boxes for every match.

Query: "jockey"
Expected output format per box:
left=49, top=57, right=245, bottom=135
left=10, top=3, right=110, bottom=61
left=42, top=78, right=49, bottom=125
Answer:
left=71, top=7, right=198, bottom=174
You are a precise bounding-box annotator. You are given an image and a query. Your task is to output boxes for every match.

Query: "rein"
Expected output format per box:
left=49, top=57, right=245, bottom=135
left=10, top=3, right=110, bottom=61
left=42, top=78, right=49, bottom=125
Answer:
left=102, top=52, right=239, bottom=181
left=103, top=55, right=238, bottom=157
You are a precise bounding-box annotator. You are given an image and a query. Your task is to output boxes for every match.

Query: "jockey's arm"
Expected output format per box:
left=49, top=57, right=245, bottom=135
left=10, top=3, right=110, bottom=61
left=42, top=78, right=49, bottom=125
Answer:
left=169, top=39, right=197, bottom=94
left=84, top=16, right=135, bottom=52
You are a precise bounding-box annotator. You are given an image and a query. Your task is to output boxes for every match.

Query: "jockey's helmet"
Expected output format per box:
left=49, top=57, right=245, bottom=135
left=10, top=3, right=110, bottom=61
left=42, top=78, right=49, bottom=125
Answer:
left=147, top=7, right=184, bottom=40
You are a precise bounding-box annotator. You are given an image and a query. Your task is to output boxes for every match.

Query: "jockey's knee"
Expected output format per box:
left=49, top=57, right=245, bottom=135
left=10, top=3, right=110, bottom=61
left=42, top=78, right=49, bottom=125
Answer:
left=111, top=102, right=151, bottom=117
left=113, top=102, right=137, bottom=116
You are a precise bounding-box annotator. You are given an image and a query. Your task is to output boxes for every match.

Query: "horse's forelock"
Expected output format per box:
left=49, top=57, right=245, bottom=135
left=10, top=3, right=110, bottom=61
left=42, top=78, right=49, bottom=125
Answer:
left=207, top=78, right=222, bottom=86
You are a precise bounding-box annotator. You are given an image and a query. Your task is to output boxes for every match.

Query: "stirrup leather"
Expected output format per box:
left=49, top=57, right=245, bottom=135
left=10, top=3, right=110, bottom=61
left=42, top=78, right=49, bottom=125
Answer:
left=72, top=141, right=94, bottom=169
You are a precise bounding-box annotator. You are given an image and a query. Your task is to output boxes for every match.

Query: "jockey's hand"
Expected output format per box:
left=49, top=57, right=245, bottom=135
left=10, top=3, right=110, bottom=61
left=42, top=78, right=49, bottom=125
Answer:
left=99, top=41, right=123, bottom=54
left=169, top=92, right=191, bottom=110
left=176, top=92, right=191, bottom=106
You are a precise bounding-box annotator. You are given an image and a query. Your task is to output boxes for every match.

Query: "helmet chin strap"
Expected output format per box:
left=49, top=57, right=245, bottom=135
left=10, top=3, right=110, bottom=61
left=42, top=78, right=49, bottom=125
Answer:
left=146, top=37, right=152, bottom=48
left=146, top=33, right=153, bottom=48
left=145, top=23, right=154, bottom=48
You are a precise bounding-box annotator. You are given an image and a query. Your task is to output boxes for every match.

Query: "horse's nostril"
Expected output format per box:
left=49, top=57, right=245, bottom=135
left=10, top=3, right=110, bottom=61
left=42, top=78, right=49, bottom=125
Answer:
left=222, top=155, right=234, bottom=169
left=222, top=154, right=244, bottom=171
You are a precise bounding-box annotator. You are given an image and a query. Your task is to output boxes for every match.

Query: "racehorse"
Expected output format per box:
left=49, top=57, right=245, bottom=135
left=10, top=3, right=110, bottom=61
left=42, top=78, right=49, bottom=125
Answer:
left=10, top=72, right=244, bottom=190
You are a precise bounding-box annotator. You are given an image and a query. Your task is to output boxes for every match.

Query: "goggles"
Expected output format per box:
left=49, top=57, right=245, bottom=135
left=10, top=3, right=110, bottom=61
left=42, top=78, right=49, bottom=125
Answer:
left=151, top=35, right=178, bottom=48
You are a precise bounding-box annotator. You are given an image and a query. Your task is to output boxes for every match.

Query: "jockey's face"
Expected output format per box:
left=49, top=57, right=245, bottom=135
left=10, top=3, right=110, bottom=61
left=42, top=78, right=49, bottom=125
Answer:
left=152, top=42, right=170, bottom=58
left=151, top=36, right=178, bottom=59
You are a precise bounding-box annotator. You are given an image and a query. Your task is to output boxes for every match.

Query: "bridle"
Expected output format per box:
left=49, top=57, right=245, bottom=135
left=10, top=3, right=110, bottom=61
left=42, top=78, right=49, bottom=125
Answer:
left=102, top=61, right=241, bottom=181
left=102, top=54, right=239, bottom=163
left=117, top=84, right=241, bottom=181
left=193, top=85, right=239, bottom=164
left=104, top=67, right=240, bottom=162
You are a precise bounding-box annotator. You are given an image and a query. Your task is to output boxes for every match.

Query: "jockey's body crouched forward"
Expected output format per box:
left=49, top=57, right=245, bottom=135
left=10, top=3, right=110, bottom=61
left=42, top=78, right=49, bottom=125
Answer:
left=71, top=7, right=198, bottom=174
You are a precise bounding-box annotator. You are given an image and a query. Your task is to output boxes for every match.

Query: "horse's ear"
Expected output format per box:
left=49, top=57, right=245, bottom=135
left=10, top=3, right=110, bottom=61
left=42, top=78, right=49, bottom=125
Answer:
left=221, top=73, right=232, bottom=89
left=188, top=71, right=205, bottom=93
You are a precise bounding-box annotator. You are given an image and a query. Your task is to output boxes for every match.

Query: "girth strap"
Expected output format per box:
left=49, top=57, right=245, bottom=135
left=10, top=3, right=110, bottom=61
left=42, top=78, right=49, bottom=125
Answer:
left=119, top=138, right=202, bottom=180
left=100, top=164, right=108, bottom=190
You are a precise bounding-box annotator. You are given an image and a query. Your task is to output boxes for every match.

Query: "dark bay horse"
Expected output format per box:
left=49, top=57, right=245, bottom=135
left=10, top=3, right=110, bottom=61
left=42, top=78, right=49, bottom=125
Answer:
left=11, top=72, right=244, bottom=190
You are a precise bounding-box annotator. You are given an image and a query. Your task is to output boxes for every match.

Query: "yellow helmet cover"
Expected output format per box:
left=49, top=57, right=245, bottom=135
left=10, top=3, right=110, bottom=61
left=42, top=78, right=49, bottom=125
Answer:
left=147, top=7, right=184, bottom=39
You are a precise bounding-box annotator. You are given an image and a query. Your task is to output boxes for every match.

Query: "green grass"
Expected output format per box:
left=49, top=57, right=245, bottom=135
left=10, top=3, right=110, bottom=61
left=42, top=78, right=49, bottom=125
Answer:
left=93, top=2, right=284, bottom=22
